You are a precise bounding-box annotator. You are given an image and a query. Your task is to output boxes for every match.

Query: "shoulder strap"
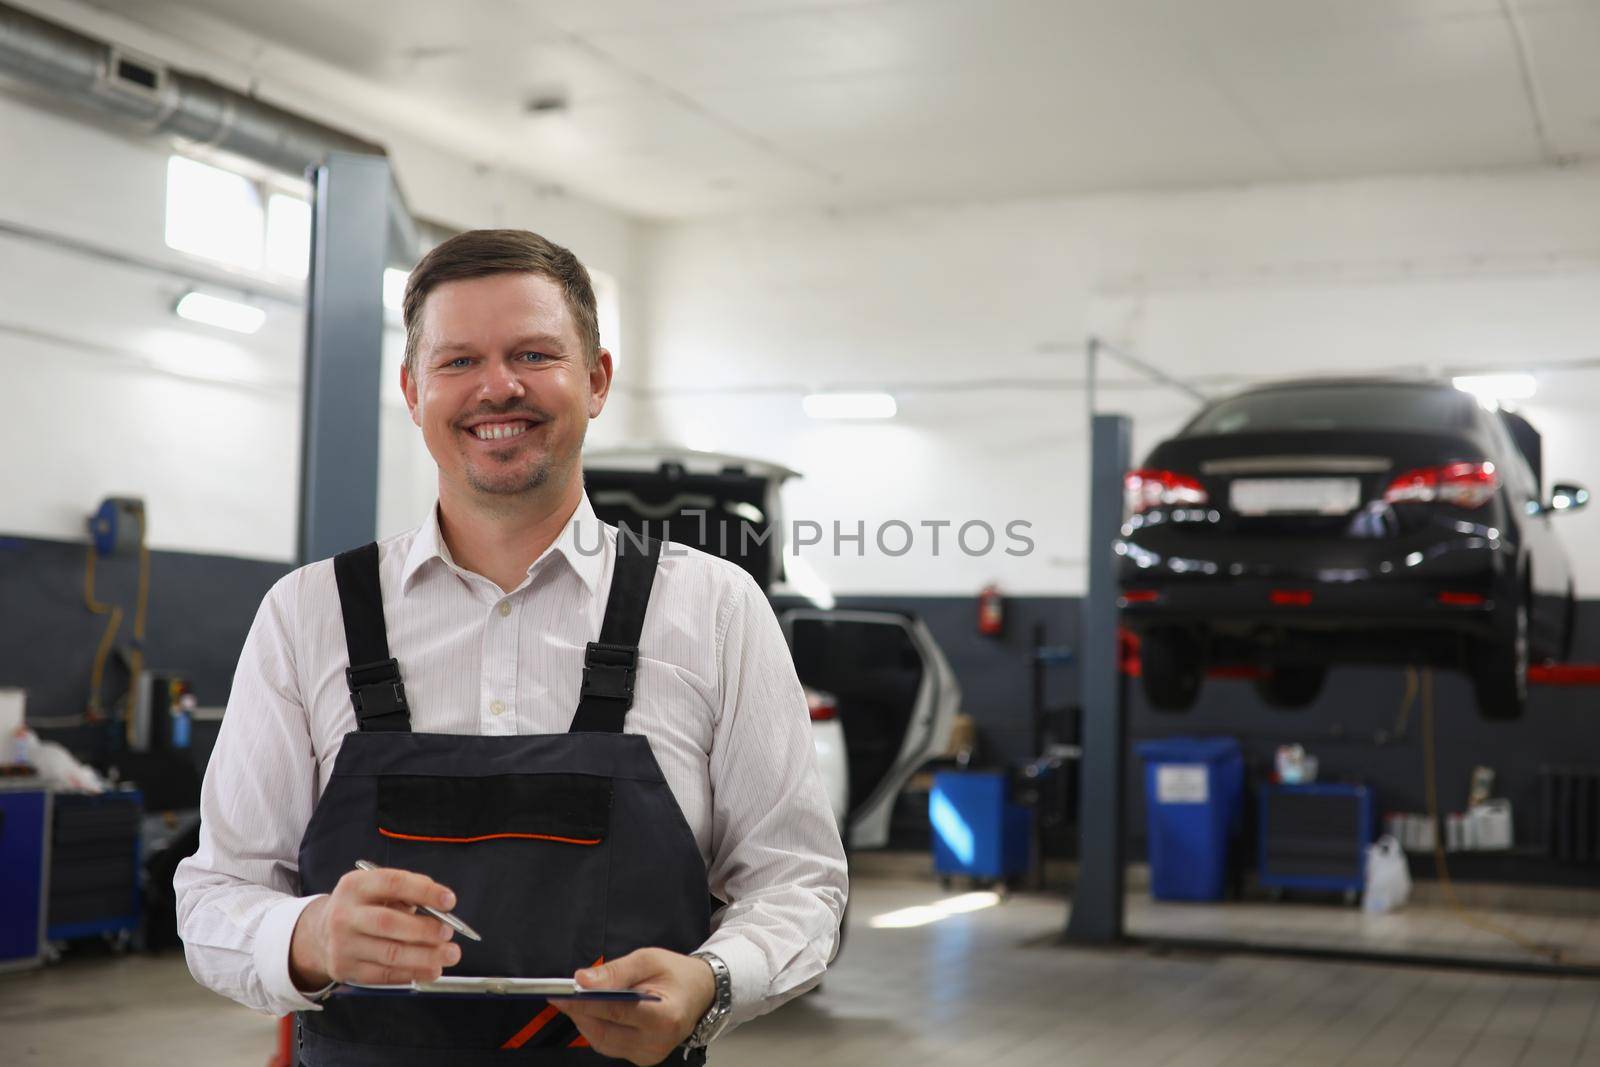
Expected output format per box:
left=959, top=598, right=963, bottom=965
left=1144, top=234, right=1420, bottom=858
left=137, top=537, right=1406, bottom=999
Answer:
left=332, top=543, right=412, bottom=732
left=568, top=531, right=663, bottom=734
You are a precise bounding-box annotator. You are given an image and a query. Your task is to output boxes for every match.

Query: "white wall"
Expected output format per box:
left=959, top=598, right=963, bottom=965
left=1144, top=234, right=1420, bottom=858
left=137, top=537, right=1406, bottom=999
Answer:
left=0, top=89, right=646, bottom=562
left=641, top=166, right=1600, bottom=596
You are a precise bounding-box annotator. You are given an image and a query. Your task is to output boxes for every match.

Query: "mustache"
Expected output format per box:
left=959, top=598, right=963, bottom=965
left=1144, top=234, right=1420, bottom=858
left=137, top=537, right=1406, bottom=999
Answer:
left=452, top=404, right=551, bottom=428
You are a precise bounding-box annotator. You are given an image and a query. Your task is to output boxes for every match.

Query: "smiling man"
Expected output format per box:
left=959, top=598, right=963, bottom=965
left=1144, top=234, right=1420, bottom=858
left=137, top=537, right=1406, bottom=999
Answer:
left=175, top=229, right=848, bottom=1066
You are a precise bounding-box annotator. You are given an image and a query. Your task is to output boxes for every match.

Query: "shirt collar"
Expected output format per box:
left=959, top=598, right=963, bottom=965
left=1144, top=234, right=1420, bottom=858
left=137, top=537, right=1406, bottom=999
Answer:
left=401, top=493, right=606, bottom=596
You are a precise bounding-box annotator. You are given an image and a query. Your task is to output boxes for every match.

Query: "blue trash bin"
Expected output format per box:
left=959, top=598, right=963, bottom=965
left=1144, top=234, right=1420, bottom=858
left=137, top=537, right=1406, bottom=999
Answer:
left=930, top=772, right=1033, bottom=881
left=1135, top=737, right=1243, bottom=901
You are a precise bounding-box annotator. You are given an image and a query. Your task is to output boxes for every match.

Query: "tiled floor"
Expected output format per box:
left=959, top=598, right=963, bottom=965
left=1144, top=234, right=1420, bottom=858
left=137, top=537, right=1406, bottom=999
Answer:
left=1130, top=894, right=1600, bottom=970
left=4, top=877, right=1597, bottom=1066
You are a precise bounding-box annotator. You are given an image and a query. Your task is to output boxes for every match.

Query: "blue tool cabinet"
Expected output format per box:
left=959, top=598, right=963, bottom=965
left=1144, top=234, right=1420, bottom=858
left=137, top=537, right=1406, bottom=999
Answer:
left=47, top=789, right=143, bottom=942
left=1258, top=782, right=1375, bottom=896
left=0, top=782, right=52, bottom=971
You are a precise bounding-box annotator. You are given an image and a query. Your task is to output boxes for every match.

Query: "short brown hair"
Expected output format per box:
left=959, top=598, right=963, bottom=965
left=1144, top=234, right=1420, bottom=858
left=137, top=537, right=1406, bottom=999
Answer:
left=402, top=229, right=600, bottom=374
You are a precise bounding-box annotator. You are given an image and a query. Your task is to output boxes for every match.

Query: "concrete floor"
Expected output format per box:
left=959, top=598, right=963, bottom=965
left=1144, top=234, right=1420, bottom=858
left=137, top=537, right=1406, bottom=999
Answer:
left=4, top=876, right=1598, bottom=1066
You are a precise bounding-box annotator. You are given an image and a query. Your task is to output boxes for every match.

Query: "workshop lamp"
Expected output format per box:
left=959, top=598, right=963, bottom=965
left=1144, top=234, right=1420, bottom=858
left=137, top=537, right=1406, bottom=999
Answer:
left=802, top=391, right=898, bottom=420
left=174, top=291, right=265, bottom=334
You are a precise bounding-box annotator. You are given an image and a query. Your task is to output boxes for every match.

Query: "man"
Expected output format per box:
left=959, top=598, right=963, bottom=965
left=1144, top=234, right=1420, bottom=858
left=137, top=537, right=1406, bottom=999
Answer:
left=175, top=229, right=847, bottom=1066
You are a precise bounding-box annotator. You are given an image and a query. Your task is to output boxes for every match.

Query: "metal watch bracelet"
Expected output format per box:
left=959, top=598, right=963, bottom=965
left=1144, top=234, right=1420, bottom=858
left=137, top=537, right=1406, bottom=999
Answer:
left=685, top=950, right=732, bottom=1050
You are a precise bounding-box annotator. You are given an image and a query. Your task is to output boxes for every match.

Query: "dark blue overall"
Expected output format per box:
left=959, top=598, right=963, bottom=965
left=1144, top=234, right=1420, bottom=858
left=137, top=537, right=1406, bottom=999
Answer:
left=294, top=535, right=711, bottom=1065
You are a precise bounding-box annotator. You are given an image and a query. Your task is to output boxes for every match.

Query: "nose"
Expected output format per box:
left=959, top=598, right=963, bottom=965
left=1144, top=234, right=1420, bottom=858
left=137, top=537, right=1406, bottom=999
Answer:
left=477, top=357, right=526, bottom=404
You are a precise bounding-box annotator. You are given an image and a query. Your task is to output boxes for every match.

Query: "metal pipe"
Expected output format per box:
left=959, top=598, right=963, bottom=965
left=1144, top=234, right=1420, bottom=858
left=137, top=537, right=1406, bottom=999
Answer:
left=1087, top=334, right=1208, bottom=403
left=0, top=2, right=382, bottom=176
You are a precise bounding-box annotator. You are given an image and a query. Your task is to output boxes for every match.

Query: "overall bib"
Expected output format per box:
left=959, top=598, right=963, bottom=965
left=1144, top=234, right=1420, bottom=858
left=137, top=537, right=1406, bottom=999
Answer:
left=294, top=535, right=711, bottom=1065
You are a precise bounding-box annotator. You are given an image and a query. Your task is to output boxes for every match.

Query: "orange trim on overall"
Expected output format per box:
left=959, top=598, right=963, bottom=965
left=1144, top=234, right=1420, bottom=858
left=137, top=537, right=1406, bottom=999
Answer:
left=501, top=1004, right=560, bottom=1050
left=569, top=1035, right=591, bottom=1048
left=377, top=828, right=602, bottom=846
left=500, top=956, right=605, bottom=1049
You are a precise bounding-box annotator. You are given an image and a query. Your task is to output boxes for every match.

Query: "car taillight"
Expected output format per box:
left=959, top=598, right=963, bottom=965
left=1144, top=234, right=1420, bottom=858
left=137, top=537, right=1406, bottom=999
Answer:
left=1125, top=469, right=1208, bottom=514
left=807, top=691, right=838, bottom=722
left=1383, top=461, right=1499, bottom=509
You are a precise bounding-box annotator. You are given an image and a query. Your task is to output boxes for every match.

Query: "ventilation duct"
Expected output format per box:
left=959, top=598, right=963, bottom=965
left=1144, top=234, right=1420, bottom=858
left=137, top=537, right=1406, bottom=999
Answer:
left=0, top=2, right=382, bottom=177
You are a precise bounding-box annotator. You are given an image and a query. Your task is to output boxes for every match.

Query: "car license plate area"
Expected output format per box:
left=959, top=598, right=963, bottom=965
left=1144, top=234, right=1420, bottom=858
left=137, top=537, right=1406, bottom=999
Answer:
left=1229, top=477, right=1362, bottom=516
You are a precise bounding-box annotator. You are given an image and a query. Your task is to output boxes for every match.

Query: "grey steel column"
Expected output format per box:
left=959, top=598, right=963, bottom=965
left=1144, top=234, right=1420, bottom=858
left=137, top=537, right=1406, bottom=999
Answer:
left=1066, top=413, right=1132, bottom=944
left=298, top=151, right=390, bottom=564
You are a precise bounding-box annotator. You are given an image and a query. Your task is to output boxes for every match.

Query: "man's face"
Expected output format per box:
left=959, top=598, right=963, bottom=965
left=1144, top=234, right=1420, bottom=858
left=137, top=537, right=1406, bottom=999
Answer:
left=401, top=272, right=610, bottom=503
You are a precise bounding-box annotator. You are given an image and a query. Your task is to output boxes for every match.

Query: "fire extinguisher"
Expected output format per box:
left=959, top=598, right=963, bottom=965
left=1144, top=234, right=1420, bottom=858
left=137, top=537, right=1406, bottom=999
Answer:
left=978, top=583, right=1004, bottom=637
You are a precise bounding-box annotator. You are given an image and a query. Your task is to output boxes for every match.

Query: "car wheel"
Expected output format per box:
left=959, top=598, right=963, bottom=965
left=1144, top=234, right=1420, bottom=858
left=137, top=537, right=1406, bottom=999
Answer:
left=1140, top=628, right=1202, bottom=712
left=1253, top=665, right=1327, bottom=710
left=1472, top=593, right=1528, bottom=721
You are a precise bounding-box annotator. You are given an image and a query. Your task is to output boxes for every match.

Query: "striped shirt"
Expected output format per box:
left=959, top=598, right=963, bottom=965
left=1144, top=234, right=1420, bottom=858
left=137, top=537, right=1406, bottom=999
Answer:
left=174, top=493, right=847, bottom=1027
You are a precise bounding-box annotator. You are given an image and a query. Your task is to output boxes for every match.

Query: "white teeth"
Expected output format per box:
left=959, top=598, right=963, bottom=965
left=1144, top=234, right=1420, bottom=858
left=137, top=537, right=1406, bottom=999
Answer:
left=473, top=422, right=529, bottom=441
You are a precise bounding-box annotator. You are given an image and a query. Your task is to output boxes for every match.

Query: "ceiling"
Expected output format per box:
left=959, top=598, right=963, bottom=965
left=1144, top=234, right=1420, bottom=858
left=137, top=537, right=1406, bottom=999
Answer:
left=57, top=0, right=1600, bottom=219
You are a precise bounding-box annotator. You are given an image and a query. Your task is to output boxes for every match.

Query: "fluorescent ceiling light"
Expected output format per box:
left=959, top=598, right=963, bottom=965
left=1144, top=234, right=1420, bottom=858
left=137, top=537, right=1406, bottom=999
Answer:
left=175, top=292, right=265, bottom=334
left=802, top=392, right=897, bottom=420
left=1453, top=374, right=1536, bottom=406
left=383, top=268, right=409, bottom=312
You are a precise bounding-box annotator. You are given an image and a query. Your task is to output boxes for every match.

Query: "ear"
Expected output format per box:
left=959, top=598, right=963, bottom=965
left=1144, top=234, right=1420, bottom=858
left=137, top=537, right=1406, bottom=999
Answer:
left=401, top=359, right=422, bottom=428
left=587, top=349, right=614, bottom=420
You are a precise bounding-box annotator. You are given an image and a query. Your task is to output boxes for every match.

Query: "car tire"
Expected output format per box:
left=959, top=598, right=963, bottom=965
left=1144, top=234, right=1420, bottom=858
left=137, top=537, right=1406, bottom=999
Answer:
left=1141, top=628, right=1202, bottom=712
left=1253, top=665, right=1327, bottom=710
left=1472, top=593, right=1528, bottom=721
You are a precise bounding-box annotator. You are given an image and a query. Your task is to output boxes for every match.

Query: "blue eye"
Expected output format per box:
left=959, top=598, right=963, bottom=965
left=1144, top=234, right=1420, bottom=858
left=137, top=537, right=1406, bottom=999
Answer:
left=519, top=351, right=549, bottom=363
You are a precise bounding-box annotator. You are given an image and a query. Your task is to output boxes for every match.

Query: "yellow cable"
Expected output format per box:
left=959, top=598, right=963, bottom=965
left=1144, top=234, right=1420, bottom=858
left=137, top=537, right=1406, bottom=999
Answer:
left=1393, top=666, right=1418, bottom=738
left=1418, top=667, right=1583, bottom=964
left=122, top=521, right=152, bottom=746
left=83, top=543, right=122, bottom=718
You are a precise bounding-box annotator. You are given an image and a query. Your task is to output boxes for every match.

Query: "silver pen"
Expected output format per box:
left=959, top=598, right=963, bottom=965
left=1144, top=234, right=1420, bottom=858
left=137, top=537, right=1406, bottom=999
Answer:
left=354, top=858, right=483, bottom=942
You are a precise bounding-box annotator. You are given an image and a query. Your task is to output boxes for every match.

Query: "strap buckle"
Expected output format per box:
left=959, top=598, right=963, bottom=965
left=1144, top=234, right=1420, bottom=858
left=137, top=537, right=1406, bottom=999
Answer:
left=580, top=641, right=638, bottom=702
left=345, top=658, right=409, bottom=720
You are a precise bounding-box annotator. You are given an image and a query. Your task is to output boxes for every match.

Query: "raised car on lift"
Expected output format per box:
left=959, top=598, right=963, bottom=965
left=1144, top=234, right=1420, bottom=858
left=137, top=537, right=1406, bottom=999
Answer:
left=1117, top=377, right=1587, bottom=720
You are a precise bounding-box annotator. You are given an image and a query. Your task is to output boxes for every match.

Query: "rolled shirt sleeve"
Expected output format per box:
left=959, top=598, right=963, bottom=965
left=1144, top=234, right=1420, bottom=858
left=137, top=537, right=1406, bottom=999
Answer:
left=174, top=572, right=327, bottom=1016
left=698, top=571, right=850, bottom=1027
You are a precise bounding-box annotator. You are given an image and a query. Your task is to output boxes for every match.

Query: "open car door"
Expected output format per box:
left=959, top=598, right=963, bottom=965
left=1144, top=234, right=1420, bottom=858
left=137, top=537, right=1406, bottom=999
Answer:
left=781, top=609, right=960, bottom=850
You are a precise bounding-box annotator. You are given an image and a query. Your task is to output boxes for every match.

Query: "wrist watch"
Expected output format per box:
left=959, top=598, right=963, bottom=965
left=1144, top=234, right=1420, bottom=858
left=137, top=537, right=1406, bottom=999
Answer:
left=684, top=950, right=732, bottom=1051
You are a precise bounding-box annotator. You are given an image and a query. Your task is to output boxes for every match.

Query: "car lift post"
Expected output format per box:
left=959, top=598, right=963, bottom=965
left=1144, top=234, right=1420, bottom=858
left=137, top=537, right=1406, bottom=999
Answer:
left=1065, top=412, right=1132, bottom=944
left=297, top=151, right=393, bottom=564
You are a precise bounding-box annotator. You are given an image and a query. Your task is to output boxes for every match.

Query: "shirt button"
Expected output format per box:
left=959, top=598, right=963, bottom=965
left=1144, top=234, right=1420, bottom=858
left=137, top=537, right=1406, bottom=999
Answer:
left=489, top=700, right=506, bottom=716
left=498, top=602, right=511, bottom=617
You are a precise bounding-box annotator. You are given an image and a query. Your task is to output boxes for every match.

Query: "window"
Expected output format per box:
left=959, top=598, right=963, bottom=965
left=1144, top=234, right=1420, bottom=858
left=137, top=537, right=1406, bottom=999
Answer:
left=165, top=155, right=310, bottom=280
left=1184, top=385, right=1473, bottom=437
left=165, top=156, right=263, bottom=270
left=264, top=193, right=311, bottom=279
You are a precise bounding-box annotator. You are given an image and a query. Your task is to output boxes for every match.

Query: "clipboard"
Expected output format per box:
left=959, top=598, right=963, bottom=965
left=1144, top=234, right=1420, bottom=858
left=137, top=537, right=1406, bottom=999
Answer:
left=334, top=976, right=660, bottom=1001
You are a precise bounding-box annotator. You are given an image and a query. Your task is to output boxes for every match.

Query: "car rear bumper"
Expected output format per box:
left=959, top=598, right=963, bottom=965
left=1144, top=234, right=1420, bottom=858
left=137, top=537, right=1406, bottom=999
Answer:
left=1119, top=580, right=1499, bottom=635
left=1117, top=528, right=1513, bottom=648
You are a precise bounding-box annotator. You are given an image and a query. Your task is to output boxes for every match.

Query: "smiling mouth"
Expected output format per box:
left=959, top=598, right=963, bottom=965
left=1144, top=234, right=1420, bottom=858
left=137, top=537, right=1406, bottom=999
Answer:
left=466, top=420, right=536, bottom=442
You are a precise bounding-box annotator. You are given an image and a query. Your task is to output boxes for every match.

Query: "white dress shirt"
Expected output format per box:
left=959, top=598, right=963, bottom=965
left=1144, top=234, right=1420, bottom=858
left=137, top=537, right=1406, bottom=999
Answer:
left=174, top=494, right=847, bottom=1027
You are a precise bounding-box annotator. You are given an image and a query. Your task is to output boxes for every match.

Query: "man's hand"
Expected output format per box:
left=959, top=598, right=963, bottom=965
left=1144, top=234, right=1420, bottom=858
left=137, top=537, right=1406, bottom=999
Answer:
left=553, top=948, right=717, bottom=1066
left=288, top=865, right=461, bottom=991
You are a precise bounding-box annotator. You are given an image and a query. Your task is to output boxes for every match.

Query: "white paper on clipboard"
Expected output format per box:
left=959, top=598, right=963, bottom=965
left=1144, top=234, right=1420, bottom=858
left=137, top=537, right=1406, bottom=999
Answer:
left=344, top=976, right=659, bottom=1000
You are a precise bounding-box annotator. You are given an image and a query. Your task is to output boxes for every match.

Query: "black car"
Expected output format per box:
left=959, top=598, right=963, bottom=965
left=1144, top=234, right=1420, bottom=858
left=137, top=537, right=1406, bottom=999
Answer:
left=1117, top=378, right=1587, bottom=719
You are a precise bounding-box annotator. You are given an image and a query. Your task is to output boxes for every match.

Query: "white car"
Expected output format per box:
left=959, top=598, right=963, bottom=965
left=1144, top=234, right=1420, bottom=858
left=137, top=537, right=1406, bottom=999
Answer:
left=806, top=686, right=850, bottom=830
